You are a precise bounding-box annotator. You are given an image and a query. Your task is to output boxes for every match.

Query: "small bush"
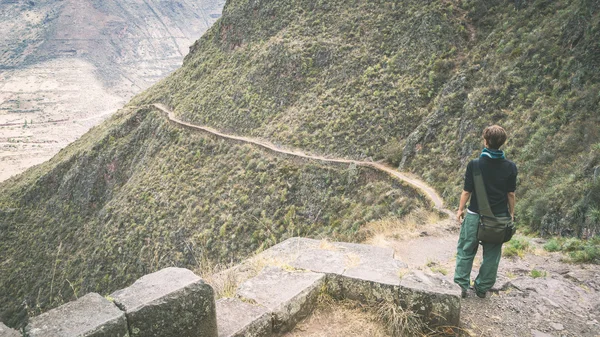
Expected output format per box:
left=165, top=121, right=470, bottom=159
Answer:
left=543, top=236, right=600, bottom=264
left=378, top=139, right=404, bottom=167
left=563, top=238, right=584, bottom=252
left=530, top=269, right=547, bottom=278
left=543, top=238, right=563, bottom=252
left=503, top=236, right=530, bottom=258
left=569, top=246, right=600, bottom=263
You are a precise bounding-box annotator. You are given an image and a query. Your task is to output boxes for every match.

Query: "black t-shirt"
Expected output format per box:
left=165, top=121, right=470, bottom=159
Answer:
left=463, top=156, right=518, bottom=215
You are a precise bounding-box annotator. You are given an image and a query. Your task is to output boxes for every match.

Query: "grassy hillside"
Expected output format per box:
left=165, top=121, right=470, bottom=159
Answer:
left=1, top=0, right=599, bottom=329
left=0, top=107, right=424, bottom=327
left=139, top=0, right=600, bottom=237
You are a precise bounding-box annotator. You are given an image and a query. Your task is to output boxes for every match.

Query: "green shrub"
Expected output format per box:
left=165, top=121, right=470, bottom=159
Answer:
left=378, top=139, right=404, bottom=167
left=503, top=236, right=530, bottom=258
left=563, top=238, right=585, bottom=252
left=543, top=238, right=563, bottom=252
left=543, top=236, right=600, bottom=264
left=530, top=269, right=547, bottom=278
left=569, top=245, right=600, bottom=263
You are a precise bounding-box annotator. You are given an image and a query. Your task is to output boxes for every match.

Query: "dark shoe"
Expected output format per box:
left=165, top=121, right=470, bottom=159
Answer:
left=474, top=285, right=486, bottom=298
left=461, top=288, right=468, bottom=298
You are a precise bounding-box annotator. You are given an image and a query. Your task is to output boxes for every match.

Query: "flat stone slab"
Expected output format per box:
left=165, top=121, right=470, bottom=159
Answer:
left=343, top=254, right=406, bottom=285
left=272, top=238, right=459, bottom=326
left=292, top=248, right=346, bottom=275
left=0, top=322, right=21, bottom=337
left=110, top=267, right=217, bottom=337
left=288, top=238, right=405, bottom=303
left=336, top=252, right=405, bottom=304
left=237, top=266, right=324, bottom=333
left=234, top=238, right=461, bottom=328
left=216, top=298, right=271, bottom=337
left=259, top=237, right=321, bottom=263
left=531, top=330, right=555, bottom=337
left=400, top=270, right=459, bottom=296
left=336, top=241, right=395, bottom=260
left=25, top=293, right=128, bottom=337
left=289, top=238, right=404, bottom=284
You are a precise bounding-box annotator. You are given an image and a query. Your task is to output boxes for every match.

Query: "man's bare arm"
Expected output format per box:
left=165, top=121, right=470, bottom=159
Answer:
left=457, top=190, right=471, bottom=222
left=507, top=192, right=516, bottom=221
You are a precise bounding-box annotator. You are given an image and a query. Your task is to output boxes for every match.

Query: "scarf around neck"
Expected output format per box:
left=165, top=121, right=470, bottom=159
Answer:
left=480, top=148, right=506, bottom=159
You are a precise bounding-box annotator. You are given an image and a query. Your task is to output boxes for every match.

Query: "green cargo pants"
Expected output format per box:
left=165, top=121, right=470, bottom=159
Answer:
left=454, top=212, right=502, bottom=293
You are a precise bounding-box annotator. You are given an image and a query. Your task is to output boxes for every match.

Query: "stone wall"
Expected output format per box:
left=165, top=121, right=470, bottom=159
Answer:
left=8, top=268, right=218, bottom=337
left=2, top=238, right=461, bottom=337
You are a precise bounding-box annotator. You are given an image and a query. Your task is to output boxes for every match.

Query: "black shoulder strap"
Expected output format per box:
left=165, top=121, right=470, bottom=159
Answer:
left=473, top=159, right=494, bottom=217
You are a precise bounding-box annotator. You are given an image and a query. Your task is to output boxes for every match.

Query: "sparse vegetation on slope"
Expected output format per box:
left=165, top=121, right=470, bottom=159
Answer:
left=544, top=236, right=600, bottom=263
left=138, top=0, right=600, bottom=238
left=0, top=107, right=425, bottom=327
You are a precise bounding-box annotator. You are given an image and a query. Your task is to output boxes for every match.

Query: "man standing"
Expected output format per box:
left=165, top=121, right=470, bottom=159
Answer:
left=454, top=125, right=517, bottom=298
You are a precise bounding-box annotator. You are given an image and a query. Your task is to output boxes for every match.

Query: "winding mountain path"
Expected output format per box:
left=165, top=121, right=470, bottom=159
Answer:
left=153, top=103, right=453, bottom=217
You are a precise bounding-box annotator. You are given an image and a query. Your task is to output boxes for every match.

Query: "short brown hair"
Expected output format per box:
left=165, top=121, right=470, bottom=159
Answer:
left=483, top=125, right=507, bottom=149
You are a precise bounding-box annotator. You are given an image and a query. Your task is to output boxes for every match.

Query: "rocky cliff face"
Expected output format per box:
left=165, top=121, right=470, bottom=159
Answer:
left=0, top=0, right=225, bottom=181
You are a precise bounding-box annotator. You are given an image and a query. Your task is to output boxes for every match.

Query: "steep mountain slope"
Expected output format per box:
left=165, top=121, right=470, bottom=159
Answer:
left=0, top=0, right=224, bottom=180
left=0, top=105, right=425, bottom=327
left=140, top=0, right=600, bottom=237
left=1, top=0, right=599, bottom=329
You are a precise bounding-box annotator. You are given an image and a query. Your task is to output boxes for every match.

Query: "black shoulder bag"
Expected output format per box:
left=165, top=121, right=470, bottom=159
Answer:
left=473, top=159, right=516, bottom=244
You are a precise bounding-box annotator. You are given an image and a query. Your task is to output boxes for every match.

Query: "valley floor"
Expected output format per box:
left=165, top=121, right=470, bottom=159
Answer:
left=0, top=59, right=125, bottom=181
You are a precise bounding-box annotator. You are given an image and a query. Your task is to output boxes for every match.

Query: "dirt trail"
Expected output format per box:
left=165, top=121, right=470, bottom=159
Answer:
left=153, top=103, right=451, bottom=216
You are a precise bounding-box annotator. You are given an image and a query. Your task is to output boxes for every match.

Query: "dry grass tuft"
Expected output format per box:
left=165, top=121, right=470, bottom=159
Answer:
left=426, top=259, right=449, bottom=276
left=344, top=253, right=361, bottom=269
left=318, top=239, right=338, bottom=251
left=361, top=208, right=442, bottom=246
left=196, top=263, right=239, bottom=299
left=285, top=294, right=388, bottom=337
left=377, top=301, right=426, bottom=337
left=199, top=253, right=302, bottom=299
left=286, top=292, right=466, bottom=337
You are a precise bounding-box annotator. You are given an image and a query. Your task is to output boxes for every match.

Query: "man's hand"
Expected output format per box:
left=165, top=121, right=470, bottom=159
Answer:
left=456, top=209, right=464, bottom=223
left=457, top=190, right=471, bottom=224
left=508, top=192, right=516, bottom=222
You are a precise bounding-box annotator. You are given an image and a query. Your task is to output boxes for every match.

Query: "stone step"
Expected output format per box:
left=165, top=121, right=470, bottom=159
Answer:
left=246, top=237, right=461, bottom=327
left=236, top=266, right=325, bottom=334
left=216, top=298, right=271, bottom=337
